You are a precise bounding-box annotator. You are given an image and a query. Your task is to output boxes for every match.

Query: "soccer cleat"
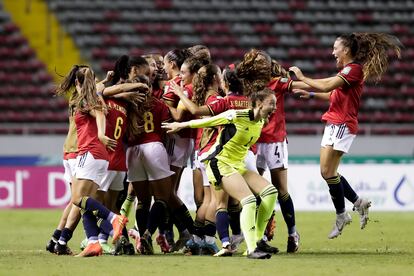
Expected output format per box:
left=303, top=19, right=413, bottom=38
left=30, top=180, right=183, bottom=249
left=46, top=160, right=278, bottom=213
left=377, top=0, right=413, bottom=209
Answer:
left=111, top=215, right=128, bottom=244
left=122, top=242, right=135, bottom=255
left=156, top=234, right=171, bottom=253
left=75, top=242, right=102, bottom=257
left=140, top=234, right=154, bottom=255
left=183, top=237, right=202, bottom=256
left=114, top=236, right=135, bottom=255
left=202, top=240, right=219, bottom=255
left=353, top=198, right=371, bottom=229
left=256, top=239, right=279, bottom=254
left=247, top=248, right=272, bottom=259
left=229, top=234, right=244, bottom=252
left=46, top=239, right=57, bottom=254
left=54, top=242, right=73, bottom=255
left=213, top=245, right=234, bottom=257
left=80, top=238, right=88, bottom=251
left=172, top=231, right=191, bottom=252
left=100, top=242, right=115, bottom=255
left=128, top=228, right=141, bottom=253
left=287, top=232, right=300, bottom=253
left=328, top=212, right=352, bottom=239
left=264, top=210, right=276, bottom=241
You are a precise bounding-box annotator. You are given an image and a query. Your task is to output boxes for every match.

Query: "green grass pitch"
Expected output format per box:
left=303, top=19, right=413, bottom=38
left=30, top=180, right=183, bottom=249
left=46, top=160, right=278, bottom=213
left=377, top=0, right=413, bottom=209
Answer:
left=0, top=210, right=413, bottom=275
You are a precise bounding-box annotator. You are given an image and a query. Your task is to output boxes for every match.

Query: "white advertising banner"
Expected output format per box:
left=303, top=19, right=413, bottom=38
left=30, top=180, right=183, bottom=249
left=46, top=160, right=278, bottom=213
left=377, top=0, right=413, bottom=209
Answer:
left=177, top=164, right=414, bottom=211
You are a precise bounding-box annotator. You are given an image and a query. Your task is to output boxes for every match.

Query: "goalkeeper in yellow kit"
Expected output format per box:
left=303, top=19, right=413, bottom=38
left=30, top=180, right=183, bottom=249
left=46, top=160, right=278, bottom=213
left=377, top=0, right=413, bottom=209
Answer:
left=162, top=88, right=278, bottom=259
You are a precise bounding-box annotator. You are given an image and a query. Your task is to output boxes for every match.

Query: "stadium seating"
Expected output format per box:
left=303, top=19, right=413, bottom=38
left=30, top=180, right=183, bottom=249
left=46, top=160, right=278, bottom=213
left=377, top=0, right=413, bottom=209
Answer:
left=2, top=1, right=414, bottom=135
left=0, top=5, right=65, bottom=134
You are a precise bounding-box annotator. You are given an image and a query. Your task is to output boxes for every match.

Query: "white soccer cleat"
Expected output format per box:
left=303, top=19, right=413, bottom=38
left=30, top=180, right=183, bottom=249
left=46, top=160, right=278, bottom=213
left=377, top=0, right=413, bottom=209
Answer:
left=353, top=198, right=371, bottom=229
left=328, top=212, right=352, bottom=239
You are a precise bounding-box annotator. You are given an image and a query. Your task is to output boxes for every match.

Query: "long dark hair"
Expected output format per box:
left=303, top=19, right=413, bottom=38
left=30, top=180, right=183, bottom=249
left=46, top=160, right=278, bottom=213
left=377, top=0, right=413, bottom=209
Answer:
left=165, top=48, right=192, bottom=71
left=111, top=55, right=149, bottom=85
left=223, top=67, right=243, bottom=95
left=125, top=75, right=152, bottom=138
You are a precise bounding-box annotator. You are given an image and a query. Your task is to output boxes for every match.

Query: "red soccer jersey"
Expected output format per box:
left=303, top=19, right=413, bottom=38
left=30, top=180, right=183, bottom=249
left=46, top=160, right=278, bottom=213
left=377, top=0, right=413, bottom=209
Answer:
left=175, top=83, right=195, bottom=139
left=257, top=77, right=292, bottom=143
left=207, top=93, right=257, bottom=153
left=152, top=87, right=164, bottom=100
left=105, top=98, right=128, bottom=171
left=208, top=92, right=250, bottom=115
left=197, top=93, right=222, bottom=155
left=321, top=63, right=363, bottom=134
left=162, top=75, right=182, bottom=106
left=128, top=98, right=171, bottom=146
left=74, top=110, right=109, bottom=161
left=64, top=152, right=77, bottom=160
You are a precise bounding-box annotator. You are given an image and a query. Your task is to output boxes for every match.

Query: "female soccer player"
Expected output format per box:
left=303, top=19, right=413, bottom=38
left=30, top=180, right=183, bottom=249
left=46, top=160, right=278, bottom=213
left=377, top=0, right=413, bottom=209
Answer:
left=162, top=88, right=278, bottom=259
left=172, top=63, right=223, bottom=254
left=162, top=48, right=195, bottom=248
left=69, top=66, right=128, bottom=257
left=236, top=49, right=301, bottom=253
left=289, top=33, right=401, bottom=238
left=171, top=66, right=258, bottom=256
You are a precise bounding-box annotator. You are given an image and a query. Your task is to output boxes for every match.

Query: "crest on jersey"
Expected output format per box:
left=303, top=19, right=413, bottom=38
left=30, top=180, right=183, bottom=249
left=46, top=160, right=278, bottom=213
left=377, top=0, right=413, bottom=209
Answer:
left=280, top=77, right=288, bottom=83
left=341, top=66, right=351, bottom=75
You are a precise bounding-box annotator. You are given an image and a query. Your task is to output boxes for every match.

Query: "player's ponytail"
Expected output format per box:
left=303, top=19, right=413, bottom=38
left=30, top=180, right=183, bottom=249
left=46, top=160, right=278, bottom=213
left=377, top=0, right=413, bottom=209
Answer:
left=236, top=49, right=271, bottom=96
left=223, top=67, right=244, bottom=95
left=72, top=67, right=104, bottom=112
left=192, top=64, right=219, bottom=106
left=55, top=65, right=89, bottom=96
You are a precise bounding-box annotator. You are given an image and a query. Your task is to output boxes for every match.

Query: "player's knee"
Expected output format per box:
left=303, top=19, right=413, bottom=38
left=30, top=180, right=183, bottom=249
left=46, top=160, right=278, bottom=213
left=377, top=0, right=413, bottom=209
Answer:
left=320, top=167, right=335, bottom=180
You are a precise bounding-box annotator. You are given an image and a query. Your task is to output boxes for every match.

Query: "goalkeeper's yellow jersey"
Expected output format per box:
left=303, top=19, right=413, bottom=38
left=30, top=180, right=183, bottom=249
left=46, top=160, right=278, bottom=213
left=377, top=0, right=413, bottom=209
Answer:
left=189, top=109, right=264, bottom=166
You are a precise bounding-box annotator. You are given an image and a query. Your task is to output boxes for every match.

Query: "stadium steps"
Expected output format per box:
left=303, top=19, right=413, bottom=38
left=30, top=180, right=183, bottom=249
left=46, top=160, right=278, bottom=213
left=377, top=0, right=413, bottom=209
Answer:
left=2, top=0, right=84, bottom=82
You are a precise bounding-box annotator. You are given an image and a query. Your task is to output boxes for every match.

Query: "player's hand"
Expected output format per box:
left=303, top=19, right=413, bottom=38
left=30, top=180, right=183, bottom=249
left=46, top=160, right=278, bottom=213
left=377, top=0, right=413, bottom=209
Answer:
left=104, top=71, right=114, bottom=83
left=126, top=91, right=146, bottom=104
left=161, top=122, right=184, bottom=133
left=292, top=88, right=311, bottom=99
left=98, top=135, right=117, bottom=151
left=170, top=81, right=185, bottom=96
left=289, top=66, right=304, bottom=80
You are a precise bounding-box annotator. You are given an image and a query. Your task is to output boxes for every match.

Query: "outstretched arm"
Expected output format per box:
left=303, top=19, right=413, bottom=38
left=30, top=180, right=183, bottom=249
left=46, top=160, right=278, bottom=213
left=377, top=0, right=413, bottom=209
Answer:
left=170, top=81, right=211, bottom=116
left=292, top=88, right=331, bottom=101
left=102, top=83, right=149, bottom=97
left=289, top=66, right=345, bottom=92
left=162, top=109, right=235, bottom=133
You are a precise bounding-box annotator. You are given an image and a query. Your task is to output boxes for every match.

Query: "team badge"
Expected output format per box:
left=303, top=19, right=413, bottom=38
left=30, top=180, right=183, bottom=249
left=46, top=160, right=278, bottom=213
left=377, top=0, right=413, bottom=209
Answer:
left=341, top=66, right=351, bottom=75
